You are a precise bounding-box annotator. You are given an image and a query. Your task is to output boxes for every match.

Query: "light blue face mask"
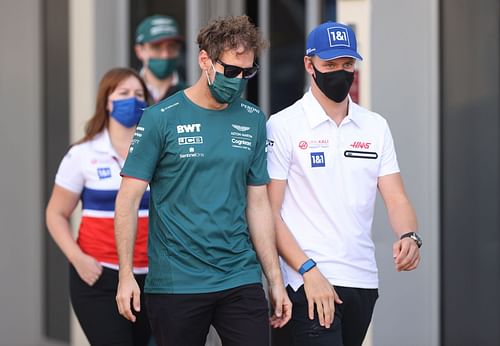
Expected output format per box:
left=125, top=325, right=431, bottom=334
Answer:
left=110, top=97, right=148, bottom=128
left=148, top=58, right=178, bottom=80
left=206, top=63, right=247, bottom=104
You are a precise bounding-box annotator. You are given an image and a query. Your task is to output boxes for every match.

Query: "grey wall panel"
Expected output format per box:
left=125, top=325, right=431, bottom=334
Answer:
left=441, top=0, right=500, bottom=344
left=371, top=0, right=440, bottom=345
left=95, top=0, right=129, bottom=82
left=0, top=0, right=45, bottom=345
left=43, top=0, right=70, bottom=342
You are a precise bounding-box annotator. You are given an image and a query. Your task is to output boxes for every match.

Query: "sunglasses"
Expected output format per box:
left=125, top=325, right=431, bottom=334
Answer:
left=216, top=59, right=259, bottom=79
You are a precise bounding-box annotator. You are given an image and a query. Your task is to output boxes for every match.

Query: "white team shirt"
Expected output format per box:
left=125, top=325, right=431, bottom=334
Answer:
left=267, top=90, right=400, bottom=289
left=55, top=129, right=149, bottom=271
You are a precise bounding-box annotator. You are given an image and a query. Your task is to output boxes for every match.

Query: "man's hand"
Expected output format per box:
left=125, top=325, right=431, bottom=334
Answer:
left=393, top=237, right=420, bottom=272
left=303, top=267, right=342, bottom=328
left=116, top=273, right=141, bottom=322
left=269, top=283, right=292, bottom=328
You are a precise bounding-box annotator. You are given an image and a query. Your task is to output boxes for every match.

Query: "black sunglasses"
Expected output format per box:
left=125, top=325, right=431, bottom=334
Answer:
left=216, top=59, right=259, bottom=79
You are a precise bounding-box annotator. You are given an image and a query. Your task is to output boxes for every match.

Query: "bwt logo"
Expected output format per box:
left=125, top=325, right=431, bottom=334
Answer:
left=349, top=141, right=371, bottom=149
left=177, top=123, right=201, bottom=133
left=178, top=136, right=203, bottom=145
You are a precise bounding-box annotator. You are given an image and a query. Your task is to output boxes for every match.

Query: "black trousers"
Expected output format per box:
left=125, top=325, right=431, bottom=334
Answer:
left=69, top=265, right=151, bottom=345
left=273, top=285, right=378, bottom=346
left=146, top=283, right=270, bottom=346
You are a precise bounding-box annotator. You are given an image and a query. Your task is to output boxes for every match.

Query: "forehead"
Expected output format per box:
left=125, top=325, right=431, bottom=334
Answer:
left=313, top=56, right=355, bottom=64
left=219, top=46, right=255, bottom=66
left=146, top=39, right=181, bottom=49
left=113, top=75, right=143, bottom=90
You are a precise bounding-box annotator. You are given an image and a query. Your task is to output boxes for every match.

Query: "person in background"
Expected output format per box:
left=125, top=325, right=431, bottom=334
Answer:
left=135, top=14, right=186, bottom=104
left=115, top=15, right=291, bottom=346
left=46, top=67, right=151, bottom=345
left=267, top=22, right=422, bottom=346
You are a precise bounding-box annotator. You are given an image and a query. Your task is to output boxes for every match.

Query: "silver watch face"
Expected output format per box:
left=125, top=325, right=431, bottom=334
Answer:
left=410, top=233, right=422, bottom=247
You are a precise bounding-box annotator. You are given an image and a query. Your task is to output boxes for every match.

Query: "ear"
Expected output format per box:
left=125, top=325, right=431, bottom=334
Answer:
left=106, top=95, right=114, bottom=113
left=198, top=50, right=212, bottom=71
left=304, top=56, right=315, bottom=75
left=135, top=44, right=146, bottom=62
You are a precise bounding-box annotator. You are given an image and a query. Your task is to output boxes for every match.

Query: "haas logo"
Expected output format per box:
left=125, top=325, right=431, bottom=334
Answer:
left=349, top=141, right=371, bottom=149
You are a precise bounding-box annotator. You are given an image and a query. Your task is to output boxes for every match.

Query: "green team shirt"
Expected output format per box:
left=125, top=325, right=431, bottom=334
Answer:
left=122, top=91, right=269, bottom=294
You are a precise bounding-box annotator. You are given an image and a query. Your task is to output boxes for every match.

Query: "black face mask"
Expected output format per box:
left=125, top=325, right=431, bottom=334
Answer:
left=312, top=66, right=354, bottom=103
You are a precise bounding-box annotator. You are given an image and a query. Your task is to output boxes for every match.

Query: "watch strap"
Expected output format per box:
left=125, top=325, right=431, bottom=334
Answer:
left=298, top=258, right=317, bottom=275
left=400, top=231, right=422, bottom=248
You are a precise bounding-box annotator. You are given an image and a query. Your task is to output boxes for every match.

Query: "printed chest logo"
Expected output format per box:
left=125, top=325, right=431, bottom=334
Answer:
left=346, top=140, right=378, bottom=159
left=309, top=139, right=329, bottom=148
left=177, top=123, right=205, bottom=158
left=179, top=146, right=205, bottom=159
left=177, top=123, right=201, bottom=133
left=178, top=136, right=203, bottom=145
left=299, top=139, right=329, bottom=150
left=232, top=124, right=250, bottom=132
left=97, top=167, right=112, bottom=179
left=349, top=141, right=371, bottom=149
left=310, top=152, right=325, bottom=168
left=231, top=124, right=253, bottom=151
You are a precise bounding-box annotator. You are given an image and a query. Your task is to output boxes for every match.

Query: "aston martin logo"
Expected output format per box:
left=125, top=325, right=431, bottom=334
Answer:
left=232, top=124, right=251, bottom=132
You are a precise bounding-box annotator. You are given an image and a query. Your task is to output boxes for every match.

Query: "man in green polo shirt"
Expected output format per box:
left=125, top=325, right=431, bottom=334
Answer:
left=115, top=15, right=291, bottom=346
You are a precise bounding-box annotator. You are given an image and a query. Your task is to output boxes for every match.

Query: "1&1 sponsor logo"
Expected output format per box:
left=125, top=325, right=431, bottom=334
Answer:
left=310, top=152, right=325, bottom=168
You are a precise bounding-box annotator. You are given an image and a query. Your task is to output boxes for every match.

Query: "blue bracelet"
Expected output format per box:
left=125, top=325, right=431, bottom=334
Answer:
left=298, top=258, right=317, bottom=275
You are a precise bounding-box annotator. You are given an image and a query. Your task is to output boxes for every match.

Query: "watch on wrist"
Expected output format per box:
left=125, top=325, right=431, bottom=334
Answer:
left=298, top=258, right=317, bottom=275
left=400, top=231, right=422, bottom=248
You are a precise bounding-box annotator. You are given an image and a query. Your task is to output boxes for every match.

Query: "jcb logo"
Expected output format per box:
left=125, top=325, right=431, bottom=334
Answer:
left=177, top=123, right=201, bottom=133
left=178, top=136, right=203, bottom=145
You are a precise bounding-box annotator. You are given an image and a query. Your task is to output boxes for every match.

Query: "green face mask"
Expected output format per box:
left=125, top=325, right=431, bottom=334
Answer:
left=206, top=64, right=247, bottom=104
left=147, top=58, right=178, bottom=80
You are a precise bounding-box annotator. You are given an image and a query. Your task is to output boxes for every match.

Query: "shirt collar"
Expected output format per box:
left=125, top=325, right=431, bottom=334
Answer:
left=90, top=128, right=118, bottom=156
left=303, top=90, right=364, bottom=129
left=140, top=68, right=179, bottom=101
left=302, top=89, right=331, bottom=128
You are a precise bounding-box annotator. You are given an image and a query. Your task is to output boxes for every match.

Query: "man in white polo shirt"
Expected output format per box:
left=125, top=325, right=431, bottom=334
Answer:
left=267, top=21, right=422, bottom=346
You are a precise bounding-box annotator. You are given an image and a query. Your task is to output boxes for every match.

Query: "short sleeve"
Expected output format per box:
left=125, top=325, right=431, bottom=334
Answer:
left=54, top=146, right=85, bottom=194
left=378, top=121, right=400, bottom=177
left=266, top=115, right=292, bottom=180
left=247, top=113, right=270, bottom=185
left=121, top=108, right=164, bottom=181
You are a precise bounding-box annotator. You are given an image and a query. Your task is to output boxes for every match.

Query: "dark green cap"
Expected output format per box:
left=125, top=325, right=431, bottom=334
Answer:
left=135, top=15, right=182, bottom=44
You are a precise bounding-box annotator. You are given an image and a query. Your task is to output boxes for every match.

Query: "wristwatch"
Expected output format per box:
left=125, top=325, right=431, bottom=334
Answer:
left=400, top=232, right=422, bottom=248
left=298, top=258, right=317, bottom=275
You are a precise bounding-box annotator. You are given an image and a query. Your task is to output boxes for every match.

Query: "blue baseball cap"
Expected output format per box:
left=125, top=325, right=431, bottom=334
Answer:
left=306, top=22, right=363, bottom=61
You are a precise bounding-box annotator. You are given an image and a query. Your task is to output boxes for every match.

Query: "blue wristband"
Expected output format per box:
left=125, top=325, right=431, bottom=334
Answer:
left=298, top=258, right=317, bottom=275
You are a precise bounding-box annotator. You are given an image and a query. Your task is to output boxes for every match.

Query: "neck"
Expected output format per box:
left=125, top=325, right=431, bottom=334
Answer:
left=183, top=73, right=228, bottom=110
left=107, top=120, right=135, bottom=159
left=311, top=83, right=349, bottom=126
